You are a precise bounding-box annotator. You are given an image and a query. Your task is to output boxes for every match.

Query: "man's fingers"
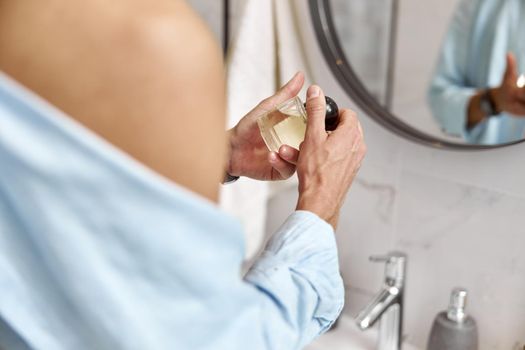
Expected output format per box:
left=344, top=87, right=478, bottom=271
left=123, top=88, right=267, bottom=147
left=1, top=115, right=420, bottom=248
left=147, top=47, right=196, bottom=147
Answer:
left=505, top=52, right=518, bottom=83
left=258, top=72, right=305, bottom=111
left=305, top=85, right=327, bottom=141
left=268, top=152, right=296, bottom=180
left=515, top=89, right=525, bottom=103
left=331, top=109, right=360, bottom=134
left=509, top=100, right=525, bottom=115
left=278, top=145, right=299, bottom=165
left=328, top=109, right=365, bottom=153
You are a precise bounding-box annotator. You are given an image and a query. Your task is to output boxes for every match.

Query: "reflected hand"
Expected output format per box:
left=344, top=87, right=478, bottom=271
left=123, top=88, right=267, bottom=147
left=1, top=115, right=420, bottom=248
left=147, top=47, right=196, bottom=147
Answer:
left=295, top=86, right=366, bottom=229
left=492, top=53, right=525, bottom=116
left=226, top=72, right=304, bottom=181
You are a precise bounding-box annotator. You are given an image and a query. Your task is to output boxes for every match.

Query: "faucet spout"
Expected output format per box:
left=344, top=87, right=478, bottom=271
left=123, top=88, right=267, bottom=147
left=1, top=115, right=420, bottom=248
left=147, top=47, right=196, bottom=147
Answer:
left=355, top=286, right=400, bottom=330
left=354, top=251, right=407, bottom=350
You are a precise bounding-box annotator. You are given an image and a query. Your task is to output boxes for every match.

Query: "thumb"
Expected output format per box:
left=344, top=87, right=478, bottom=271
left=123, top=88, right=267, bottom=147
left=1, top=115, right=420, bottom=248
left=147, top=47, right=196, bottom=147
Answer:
left=304, top=85, right=327, bottom=142
left=504, top=52, right=518, bottom=83
left=257, top=72, right=305, bottom=111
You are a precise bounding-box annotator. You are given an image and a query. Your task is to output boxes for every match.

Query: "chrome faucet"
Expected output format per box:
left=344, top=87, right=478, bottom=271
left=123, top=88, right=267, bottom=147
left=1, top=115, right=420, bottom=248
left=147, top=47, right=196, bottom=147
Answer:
left=355, top=251, right=407, bottom=350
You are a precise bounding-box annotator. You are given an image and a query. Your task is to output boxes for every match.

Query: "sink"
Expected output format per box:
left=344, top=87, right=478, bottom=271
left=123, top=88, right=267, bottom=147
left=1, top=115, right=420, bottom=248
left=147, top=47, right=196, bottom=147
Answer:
left=305, top=315, right=419, bottom=350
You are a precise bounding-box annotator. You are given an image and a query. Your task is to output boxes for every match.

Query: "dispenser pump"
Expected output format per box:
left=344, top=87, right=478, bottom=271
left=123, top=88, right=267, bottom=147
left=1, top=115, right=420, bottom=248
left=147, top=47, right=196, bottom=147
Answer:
left=447, top=288, right=468, bottom=323
left=426, top=287, right=478, bottom=350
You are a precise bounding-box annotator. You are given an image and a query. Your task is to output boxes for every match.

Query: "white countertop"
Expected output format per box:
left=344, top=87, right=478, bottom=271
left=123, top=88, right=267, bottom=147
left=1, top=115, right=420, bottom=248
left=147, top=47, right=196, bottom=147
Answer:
left=305, top=315, right=419, bottom=350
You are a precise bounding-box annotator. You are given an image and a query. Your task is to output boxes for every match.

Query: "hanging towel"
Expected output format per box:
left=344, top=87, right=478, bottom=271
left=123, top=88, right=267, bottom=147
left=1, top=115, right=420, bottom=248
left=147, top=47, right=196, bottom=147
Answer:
left=220, top=0, right=276, bottom=260
left=221, top=0, right=316, bottom=260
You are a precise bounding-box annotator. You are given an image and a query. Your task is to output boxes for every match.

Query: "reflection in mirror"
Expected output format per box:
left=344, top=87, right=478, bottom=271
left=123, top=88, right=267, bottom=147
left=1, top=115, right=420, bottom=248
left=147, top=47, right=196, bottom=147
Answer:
left=428, top=0, right=525, bottom=145
left=331, top=1, right=393, bottom=107
left=330, top=0, right=525, bottom=146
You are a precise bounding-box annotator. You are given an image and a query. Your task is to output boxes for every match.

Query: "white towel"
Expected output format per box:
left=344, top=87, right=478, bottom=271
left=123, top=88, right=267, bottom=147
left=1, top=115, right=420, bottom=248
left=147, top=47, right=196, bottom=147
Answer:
left=220, top=0, right=275, bottom=260
left=220, top=0, right=314, bottom=260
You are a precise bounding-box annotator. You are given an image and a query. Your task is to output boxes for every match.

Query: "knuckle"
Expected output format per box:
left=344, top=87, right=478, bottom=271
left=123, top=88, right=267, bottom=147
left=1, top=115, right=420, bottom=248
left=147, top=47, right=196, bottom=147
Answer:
left=306, top=103, right=325, bottom=115
left=361, top=142, right=368, bottom=155
left=358, top=129, right=365, bottom=142
left=282, top=82, right=295, bottom=96
left=341, top=109, right=358, bottom=121
left=342, top=108, right=357, bottom=117
left=337, top=109, right=360, bottom=131
left=257, top=96, right=274, bottom=110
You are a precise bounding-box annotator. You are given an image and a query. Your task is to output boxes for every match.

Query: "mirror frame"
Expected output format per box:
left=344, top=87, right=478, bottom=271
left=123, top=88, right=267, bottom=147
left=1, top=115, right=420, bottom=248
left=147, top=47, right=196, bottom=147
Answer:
left=308, top=0, right=525, bottom=150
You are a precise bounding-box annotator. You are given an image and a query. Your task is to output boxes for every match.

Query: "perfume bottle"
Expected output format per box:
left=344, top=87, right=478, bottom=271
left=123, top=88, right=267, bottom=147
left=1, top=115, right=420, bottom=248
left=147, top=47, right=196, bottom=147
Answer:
left=257, top=96, right=339, bottom=152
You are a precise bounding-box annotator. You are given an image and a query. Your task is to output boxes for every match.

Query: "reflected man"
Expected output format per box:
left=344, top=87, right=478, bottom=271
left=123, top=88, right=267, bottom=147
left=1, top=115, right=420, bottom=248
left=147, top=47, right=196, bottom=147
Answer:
left=428, top=0, right=525, bottom=145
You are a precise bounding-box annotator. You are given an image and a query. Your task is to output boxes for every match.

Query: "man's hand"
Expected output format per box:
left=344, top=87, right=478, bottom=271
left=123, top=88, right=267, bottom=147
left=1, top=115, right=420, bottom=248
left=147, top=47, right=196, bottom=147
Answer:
left=295, top=85, right=366, bottom=230
left=468, top=53, right=525, bottom=128
left=226, top=72, right=304, bottom=181
left=491, top=53, right=525, bottom=116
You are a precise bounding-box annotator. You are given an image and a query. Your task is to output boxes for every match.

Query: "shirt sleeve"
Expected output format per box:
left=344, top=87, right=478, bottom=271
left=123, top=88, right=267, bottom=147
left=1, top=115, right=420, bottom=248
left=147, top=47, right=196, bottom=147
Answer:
left=243, top=210, right=344, bottom=350
left=427, top=0, right=479, bottom=139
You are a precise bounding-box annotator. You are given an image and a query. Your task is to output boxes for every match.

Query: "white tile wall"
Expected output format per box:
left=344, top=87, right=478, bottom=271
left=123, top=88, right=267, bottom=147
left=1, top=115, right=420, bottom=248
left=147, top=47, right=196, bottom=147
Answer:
left=394, top=171, right=525, bottom=348
left=336, top=163, right=399, bottom=293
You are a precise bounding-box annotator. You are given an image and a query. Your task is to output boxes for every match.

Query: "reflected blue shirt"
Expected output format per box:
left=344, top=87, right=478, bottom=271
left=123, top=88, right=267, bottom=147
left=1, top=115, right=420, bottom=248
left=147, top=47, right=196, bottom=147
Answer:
left=428, top=0, right=525, bottom=144
left=0, top=73, right=343, bottom=350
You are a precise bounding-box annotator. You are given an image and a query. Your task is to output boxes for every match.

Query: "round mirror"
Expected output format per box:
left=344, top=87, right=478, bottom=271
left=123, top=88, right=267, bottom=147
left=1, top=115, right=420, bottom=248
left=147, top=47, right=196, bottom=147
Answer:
left=309, top=0, right=525, bottom=149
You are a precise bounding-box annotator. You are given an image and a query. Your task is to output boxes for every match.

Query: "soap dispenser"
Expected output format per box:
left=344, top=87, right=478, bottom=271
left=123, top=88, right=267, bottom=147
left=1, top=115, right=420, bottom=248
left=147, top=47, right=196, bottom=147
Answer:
left=427, top=288, right=478, bottom=350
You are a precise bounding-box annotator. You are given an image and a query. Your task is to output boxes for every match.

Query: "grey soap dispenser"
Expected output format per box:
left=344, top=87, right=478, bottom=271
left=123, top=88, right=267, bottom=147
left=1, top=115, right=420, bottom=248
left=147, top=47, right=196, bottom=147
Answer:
left=427, top=288, right=478, bottom=350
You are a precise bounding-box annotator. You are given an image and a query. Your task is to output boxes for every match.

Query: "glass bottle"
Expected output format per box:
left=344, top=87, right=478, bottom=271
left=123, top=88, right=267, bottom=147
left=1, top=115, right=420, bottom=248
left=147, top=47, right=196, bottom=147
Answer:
left=257, top=96, right=339, bottom=152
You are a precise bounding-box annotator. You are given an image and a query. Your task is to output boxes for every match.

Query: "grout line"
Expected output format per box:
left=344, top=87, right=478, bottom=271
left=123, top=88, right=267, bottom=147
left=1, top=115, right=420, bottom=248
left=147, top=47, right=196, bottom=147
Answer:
left=401, top=164, right=525, bottom=202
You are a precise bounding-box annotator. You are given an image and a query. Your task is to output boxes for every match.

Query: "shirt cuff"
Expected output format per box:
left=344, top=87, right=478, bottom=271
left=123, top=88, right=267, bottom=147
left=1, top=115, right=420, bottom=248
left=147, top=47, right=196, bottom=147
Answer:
left=246, top=210, right=344, bottom=327
left=428, top=82, right=477, bottom=139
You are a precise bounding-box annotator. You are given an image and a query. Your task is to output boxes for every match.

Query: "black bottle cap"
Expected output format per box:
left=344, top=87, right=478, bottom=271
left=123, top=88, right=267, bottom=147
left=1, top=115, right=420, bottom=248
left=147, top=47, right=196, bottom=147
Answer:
left=324, top=96, right=339, bottom=131
left=304, top=96, right=340, bottom=131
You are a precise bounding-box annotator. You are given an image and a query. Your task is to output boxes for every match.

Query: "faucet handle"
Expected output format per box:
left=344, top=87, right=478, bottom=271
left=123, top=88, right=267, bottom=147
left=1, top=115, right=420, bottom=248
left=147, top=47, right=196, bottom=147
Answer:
left=369, top=255, right=391, bottom=263
left=369, top=251, right=407, bottom=286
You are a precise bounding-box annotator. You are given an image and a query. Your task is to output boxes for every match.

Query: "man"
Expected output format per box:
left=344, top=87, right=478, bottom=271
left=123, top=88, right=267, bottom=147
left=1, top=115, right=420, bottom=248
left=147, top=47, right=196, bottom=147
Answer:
left=0, top=0, right=366, bottom=349
left=428, top=0, right=525, bottom=144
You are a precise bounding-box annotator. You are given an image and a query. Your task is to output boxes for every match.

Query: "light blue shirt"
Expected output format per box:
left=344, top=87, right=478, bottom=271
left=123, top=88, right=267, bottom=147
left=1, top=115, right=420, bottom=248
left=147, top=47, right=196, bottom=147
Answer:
left=0, top=73, right=344, bottom=350
left=428, top=0, right=525, bottom=144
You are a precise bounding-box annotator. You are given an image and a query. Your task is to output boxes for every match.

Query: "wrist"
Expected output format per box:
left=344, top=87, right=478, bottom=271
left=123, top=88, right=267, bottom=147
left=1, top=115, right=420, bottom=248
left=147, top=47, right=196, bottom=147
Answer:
left=296, top=192, right=338, bottom=229
left=223, top=129, right=240, bottom=184
left=226, top=128, right=240, bottom=176
left=222, top=171, right=239, bottom=184
left=489, top=87, right=504, bottom=114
